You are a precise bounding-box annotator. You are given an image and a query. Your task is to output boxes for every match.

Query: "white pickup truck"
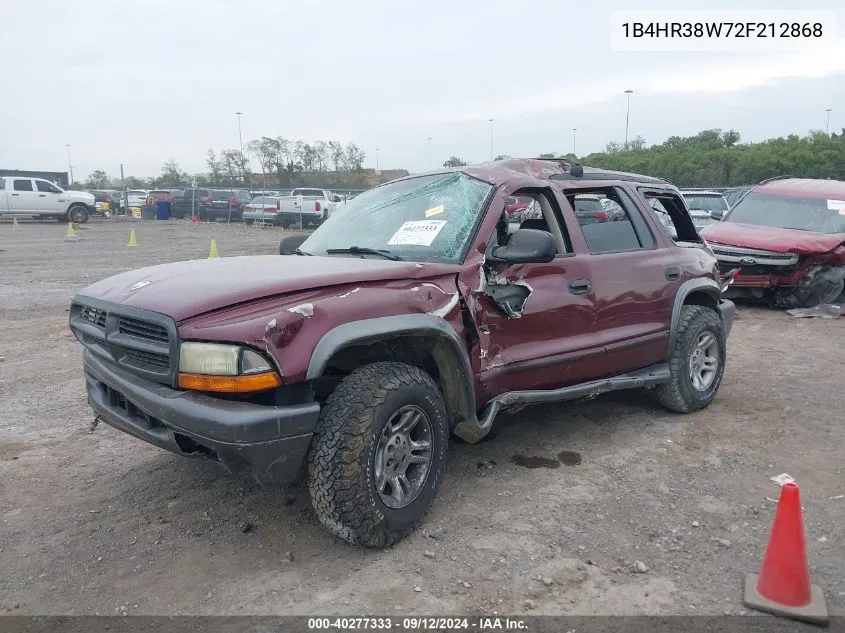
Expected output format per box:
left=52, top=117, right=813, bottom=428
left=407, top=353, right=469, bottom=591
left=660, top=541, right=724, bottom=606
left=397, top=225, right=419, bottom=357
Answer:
left=272, top=188, right=345, bottom=227
left=0, top=176, right=96, bottom=223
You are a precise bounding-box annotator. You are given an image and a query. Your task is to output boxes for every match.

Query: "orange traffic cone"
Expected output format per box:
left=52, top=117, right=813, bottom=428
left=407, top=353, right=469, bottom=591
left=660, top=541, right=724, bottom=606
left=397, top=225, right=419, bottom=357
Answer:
left=743, top=482, right=828, bottom=624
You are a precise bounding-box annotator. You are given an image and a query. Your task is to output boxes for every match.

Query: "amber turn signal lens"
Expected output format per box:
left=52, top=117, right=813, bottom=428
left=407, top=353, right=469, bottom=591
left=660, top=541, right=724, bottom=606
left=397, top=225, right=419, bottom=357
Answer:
left=178, top=372, right=281, bottom=393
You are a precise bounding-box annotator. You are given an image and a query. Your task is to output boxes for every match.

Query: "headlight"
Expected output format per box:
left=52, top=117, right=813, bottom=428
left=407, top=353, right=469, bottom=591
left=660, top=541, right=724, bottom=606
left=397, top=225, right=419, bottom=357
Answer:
left=178, top=342, right=280, bottom=393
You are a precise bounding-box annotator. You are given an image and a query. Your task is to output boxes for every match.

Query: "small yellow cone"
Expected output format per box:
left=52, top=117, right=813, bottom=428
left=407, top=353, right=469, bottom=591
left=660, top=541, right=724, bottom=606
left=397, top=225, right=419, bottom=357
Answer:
left=127, top=229, right=137, bottom=247
left=66, top=222, right=76, bottom=238
left=208, top=239, right=219, bottom=258
left=13, top=217, right=21, bottom=231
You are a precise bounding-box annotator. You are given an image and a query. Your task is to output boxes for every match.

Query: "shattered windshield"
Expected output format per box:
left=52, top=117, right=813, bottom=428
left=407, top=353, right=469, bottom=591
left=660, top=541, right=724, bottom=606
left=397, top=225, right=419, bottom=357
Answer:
left=725, top=192, right=845, bottom=235
left=300, top=172, right=493, bottom=263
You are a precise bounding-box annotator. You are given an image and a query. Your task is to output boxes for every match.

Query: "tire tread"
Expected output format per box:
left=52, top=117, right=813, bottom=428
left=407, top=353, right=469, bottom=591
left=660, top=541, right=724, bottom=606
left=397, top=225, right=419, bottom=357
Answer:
left=657, top=305, right=724, bottom=413
left=307, top=361, right=446, bottom=547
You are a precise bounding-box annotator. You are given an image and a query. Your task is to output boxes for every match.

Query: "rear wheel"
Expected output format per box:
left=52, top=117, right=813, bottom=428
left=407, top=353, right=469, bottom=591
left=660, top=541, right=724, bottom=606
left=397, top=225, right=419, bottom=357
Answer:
left=67, top=205, right=89, bottom=224
left=307, top=362, right=448, bottom=547
left=657, top=305, right=726, bottom=413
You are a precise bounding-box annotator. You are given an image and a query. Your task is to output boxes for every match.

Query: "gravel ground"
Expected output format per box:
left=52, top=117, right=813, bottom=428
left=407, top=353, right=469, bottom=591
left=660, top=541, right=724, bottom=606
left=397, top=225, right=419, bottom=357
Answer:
left=1, top=218, right=843, bottom=617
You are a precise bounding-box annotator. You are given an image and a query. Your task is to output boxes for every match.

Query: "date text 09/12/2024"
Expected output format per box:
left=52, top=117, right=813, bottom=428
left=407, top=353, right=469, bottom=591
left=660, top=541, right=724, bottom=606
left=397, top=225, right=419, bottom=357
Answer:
left=307, top=617, right=528, bottom=630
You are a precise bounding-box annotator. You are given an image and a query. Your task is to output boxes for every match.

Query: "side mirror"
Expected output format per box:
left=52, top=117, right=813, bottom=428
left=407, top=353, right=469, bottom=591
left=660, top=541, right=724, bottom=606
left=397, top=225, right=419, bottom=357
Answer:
left=491, top=228, right=556, bottom=264
left=709, top=209, right=724, bottom=220
left=279, top=233, right=310, bottom=255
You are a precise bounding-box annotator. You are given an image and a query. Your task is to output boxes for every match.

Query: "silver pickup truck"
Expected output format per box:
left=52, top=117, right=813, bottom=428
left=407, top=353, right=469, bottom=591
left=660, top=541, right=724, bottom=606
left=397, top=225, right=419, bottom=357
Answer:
left=0, top=176, right=95, bottom=223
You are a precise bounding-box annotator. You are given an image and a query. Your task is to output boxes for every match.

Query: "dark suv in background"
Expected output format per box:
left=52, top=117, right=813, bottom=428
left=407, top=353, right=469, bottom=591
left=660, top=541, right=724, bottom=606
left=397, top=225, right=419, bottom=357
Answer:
left=202, top=189, right=252, bottom=221
left=170, top=188, right=212, bottom=219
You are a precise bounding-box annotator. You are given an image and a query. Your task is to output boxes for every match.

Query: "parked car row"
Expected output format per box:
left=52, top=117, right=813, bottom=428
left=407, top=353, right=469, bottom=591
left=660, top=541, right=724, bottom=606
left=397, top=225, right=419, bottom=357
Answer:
left=168, top=187, right=343, bottom=225
left=77, top=187, right=348, bottom=225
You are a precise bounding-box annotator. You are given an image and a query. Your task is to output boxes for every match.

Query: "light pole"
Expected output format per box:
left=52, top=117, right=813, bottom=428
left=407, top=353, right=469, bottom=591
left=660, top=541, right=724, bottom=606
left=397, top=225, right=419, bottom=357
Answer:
left=376, top=147, right=380, bottom=171
left=825, top=108, right=832, bottom=135
left=65, top=144, right=74, bottom=185
left=624, top=89, right=634, bottom=149
left=572, top=128, right=577, bottom=156
left=488, top=118, right=494, bottom=160
left=235, top=111, right=245, bottom=184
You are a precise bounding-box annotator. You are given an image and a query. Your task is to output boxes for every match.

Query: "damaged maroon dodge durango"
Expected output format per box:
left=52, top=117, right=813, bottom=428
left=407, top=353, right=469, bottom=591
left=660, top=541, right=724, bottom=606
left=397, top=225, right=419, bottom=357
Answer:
left=70, top=159, right=735, bottom=547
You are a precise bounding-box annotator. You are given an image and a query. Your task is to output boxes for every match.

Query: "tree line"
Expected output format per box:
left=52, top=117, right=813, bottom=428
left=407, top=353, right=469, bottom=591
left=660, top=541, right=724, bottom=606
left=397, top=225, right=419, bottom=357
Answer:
left=442, top=128, right=845, bottom=187
left=82, top=127, right=845, bottom=192
left=81, top=138, right=368, bottom=191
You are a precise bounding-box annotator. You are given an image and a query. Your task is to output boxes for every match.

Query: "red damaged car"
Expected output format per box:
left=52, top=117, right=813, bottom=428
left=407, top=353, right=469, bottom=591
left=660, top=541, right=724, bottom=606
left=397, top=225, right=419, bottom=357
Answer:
left=700, top=177, right=845, bottom=308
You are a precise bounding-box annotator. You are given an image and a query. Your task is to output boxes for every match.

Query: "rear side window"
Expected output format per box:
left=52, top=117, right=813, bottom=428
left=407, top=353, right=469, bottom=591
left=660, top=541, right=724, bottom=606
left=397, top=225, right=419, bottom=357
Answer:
left=13, top=179, right=33, bottom=191
left=640, top=190, right=701, bottom=243
left=565, top=187, right=654, bottom=254
left=0, top=179, right=4, bottom=190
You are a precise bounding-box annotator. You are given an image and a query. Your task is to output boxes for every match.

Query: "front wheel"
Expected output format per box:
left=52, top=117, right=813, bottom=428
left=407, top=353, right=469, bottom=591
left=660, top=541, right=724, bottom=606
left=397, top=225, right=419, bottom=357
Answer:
left=307, top=362, right=448, bottom=547
left=656, top=305, right=726, bottom=413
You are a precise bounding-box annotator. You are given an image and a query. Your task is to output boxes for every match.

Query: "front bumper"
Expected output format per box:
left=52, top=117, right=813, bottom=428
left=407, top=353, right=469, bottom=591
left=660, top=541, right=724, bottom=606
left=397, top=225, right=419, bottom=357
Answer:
left=717, top=299, right=736, bottom=339
left=83, top=351, right=320, bottom=485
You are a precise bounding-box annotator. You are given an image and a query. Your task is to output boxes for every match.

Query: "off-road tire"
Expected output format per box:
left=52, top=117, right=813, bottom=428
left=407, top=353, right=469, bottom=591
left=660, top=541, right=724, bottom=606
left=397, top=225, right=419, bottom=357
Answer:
left=656, top=305, right=726, bottom=413
left=307, top=361, right=448, bottom=547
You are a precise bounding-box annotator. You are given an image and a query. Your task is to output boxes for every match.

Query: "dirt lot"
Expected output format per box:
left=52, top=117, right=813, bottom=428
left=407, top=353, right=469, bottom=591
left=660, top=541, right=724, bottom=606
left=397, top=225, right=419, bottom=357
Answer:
left=1, top=218, right=843, bottom=617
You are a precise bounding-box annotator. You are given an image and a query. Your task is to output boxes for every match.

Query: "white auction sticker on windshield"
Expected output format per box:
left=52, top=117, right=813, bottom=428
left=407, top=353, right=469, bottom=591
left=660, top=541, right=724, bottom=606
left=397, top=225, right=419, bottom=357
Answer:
left=388, top=220, right=447, bottom=246
left=827, top=199, right=845, bottom=212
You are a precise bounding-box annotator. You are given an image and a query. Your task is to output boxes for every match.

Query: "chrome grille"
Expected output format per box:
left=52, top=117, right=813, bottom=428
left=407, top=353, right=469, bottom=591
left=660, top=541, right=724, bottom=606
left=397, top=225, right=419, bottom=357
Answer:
left=709, top=244, right=797, bottom=260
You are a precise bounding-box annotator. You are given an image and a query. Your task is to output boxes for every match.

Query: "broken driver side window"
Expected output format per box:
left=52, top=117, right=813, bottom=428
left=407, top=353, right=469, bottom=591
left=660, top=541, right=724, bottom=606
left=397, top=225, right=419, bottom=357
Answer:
left=640, top=190, right=701, bottom=244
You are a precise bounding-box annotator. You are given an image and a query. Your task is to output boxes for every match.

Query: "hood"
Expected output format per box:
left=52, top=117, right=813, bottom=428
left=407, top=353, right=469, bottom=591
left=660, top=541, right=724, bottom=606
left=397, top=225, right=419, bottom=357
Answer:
left=700, top=222, right=845, bottom=255
left=69, top=190, right=95, bottom=203
left=75, top=255, right=459, bottom=322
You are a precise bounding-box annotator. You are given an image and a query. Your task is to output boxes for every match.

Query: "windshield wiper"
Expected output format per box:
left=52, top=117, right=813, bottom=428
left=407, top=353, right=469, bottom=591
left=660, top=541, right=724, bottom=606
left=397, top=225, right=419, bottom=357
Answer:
left=293, top=248, right=312, bottom=256
left=325, top=246, right=403, bottom=261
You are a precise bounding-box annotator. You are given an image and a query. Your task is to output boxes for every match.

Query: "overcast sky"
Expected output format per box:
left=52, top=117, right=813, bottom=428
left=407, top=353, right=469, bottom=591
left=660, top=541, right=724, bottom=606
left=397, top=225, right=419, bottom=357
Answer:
left=1, top=0, right=843, bottom=182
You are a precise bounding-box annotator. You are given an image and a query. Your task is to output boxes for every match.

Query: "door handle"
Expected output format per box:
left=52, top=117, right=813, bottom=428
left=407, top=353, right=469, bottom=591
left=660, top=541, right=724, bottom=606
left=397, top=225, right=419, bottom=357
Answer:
left=11, top=193, right=20, bottom=196
left=38, top=194, right=46, bottom=197
left=664, top=267, right=680, bottom=281
left=569, top=279, right=592, bottom=295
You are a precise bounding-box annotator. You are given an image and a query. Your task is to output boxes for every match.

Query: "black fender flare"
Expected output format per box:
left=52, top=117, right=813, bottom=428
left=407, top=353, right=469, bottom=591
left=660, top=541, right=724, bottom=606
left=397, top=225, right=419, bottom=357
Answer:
left=306, top=314, right=477, bottom=427
left=666, top=278, right=721, bottom=360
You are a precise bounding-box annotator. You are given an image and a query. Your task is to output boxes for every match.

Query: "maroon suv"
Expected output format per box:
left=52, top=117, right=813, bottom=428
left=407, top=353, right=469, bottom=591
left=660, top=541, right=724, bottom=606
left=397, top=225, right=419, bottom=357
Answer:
left=69, top=159, right=735, bottom=547
left=700, top=178, right=845, bottom=308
